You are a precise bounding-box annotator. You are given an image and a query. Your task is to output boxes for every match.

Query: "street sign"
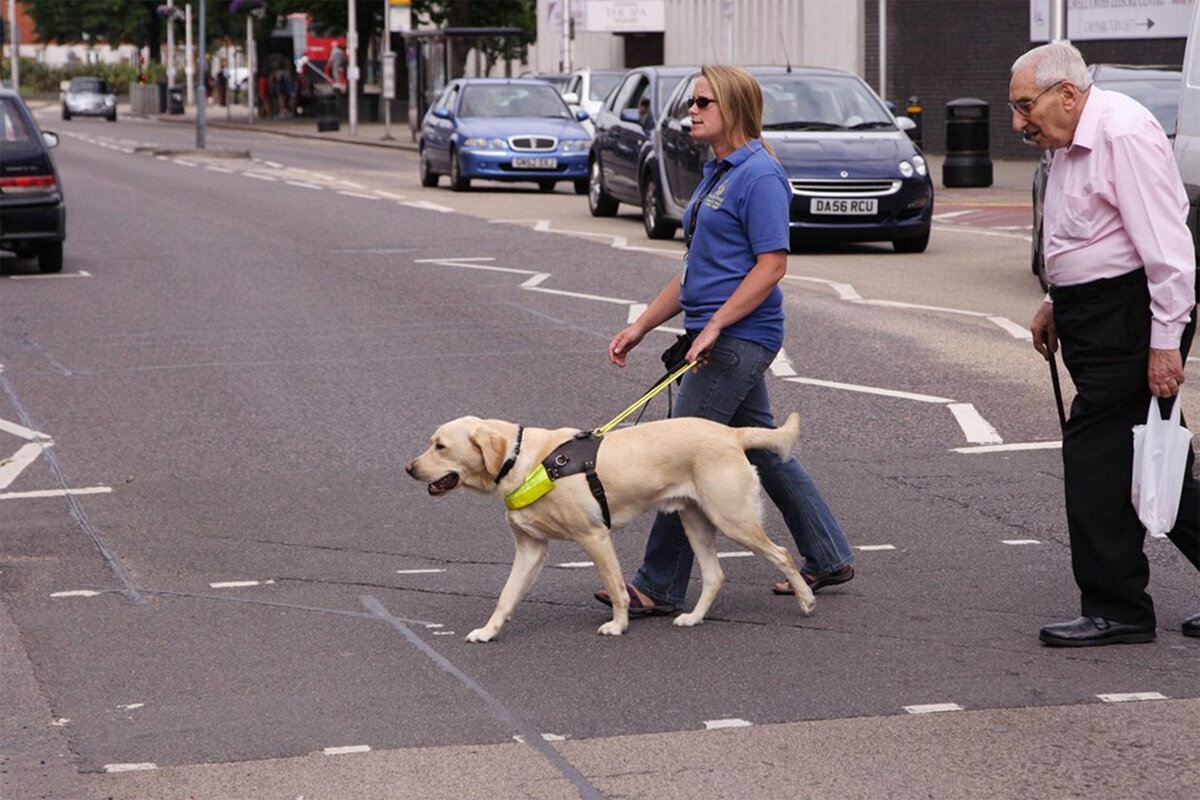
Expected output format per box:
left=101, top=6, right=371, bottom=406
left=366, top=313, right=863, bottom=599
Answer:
left=1031, top=0, right=1194, bottom=42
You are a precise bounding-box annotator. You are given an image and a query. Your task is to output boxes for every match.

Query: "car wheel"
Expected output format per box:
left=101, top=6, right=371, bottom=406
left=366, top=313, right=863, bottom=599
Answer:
left=642, top=175, right=677, bottom=240
left=537, top=180, right=556, bottom=192
left=62, top=106, right=71, bottom=121
left=107, top=110, right=117, bottom=122
left=418, top=149, right=439, bottom=187
left=37, top=242, right=64, bottom=274
left=587, top=159, right=618, bottom=217
left=892, top=229, right=930, bottom=254
left=573, top=178, right=588, bottom=195
left=449, top=150, right=470, bottom=192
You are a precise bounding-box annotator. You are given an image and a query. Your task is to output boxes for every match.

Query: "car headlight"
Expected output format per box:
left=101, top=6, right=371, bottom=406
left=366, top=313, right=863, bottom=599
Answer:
left=560, top=139, right=588, bottom=153
left=912, top=154, right=927, bottom=176
left=898, top=161, right=914, bottom=178
left=105, top=96, right=116, bottom=106
left=462, top=137, right=506, bottom=150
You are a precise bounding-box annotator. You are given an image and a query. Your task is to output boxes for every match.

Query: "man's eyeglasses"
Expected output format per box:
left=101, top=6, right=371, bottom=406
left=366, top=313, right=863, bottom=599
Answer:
left=686, top=96, right=717, bottom=110
left=1008, top=80, right=1064, bottom=116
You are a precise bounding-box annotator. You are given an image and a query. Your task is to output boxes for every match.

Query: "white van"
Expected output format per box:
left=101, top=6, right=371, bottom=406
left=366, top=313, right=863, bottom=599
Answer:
left=1174, top=2, right=1200, bottom=256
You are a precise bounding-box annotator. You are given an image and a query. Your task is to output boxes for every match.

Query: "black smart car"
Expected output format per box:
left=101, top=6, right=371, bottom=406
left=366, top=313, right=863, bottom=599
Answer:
left=0, top=88, right=65, bottom=272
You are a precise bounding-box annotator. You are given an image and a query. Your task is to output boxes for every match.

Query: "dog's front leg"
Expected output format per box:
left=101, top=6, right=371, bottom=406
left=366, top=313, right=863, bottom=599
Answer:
left=578, top=533, right=629, bottom=636
left=466, top=525, right=547, bottom=643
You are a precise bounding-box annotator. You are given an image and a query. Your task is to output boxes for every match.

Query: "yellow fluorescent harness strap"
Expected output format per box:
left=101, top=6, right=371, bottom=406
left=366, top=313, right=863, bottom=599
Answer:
left=592, top=360, right=697, bottom=438
left=505, top=464, right=555, bottom=510
left=506, top=359, right=696, bottom=511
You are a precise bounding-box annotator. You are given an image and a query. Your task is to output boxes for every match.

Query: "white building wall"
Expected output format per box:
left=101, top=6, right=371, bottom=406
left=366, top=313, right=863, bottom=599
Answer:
left=535, top=0, right=863, bottom=75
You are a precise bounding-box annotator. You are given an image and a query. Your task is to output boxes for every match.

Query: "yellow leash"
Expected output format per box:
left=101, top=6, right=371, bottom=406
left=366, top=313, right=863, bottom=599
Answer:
left=592, top=360, right=697, bottom=437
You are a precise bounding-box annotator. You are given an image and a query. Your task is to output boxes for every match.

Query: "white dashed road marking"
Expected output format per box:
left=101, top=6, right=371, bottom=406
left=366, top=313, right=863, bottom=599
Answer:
left=903, top=703, right=964, bottom=714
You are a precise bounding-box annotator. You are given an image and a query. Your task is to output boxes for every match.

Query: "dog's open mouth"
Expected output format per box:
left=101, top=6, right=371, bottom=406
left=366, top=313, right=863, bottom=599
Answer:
left=427, top=472, right=459, bottom=496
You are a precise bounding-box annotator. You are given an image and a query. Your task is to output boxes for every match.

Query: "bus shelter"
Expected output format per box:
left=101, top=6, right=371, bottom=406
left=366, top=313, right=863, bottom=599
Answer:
left=402, top=27, right=525, bottom=135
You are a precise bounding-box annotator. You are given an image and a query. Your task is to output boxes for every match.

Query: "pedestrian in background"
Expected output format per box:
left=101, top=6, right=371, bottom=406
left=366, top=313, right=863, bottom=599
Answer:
left=1010, top=42, right=1199, bottom=646
left=595, top=64, right=855, bottom=618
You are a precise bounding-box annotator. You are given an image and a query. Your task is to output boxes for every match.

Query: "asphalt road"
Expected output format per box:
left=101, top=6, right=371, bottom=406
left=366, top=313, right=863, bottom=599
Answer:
left=1, top=110, right=1197, bottom=800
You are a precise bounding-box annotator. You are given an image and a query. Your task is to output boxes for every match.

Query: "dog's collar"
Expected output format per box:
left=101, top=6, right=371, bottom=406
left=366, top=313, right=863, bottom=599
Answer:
left=494, top=425, right=524, bottom=484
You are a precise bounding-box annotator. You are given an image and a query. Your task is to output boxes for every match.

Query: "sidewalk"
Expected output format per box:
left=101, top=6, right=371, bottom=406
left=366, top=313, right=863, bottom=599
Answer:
left=151, top=98, right=420, bottom=153
left=147, top=99, right=1037, bottom=207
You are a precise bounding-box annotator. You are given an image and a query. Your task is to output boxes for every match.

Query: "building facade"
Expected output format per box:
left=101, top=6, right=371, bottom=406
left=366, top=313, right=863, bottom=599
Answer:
left=534, top=0, right=1189, bottom=159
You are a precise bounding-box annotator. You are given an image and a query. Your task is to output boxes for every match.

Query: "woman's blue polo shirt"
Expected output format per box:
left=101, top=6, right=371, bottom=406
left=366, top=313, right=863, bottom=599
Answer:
left=679, top=139, right=791, bottom=352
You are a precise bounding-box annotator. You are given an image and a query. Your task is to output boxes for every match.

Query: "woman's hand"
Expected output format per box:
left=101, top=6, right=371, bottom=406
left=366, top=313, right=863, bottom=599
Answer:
left=686, top=322, right=721, bottom=366
left=608, top=325, right=645, bottom=368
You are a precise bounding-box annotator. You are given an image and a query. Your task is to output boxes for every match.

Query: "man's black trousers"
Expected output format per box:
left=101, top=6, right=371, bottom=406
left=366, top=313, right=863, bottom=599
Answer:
left=1053, top=270, right=1198, bottom=626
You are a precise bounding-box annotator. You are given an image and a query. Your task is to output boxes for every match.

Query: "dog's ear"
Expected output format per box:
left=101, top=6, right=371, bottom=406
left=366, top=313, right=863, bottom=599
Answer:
left=470, top=423, right=511, bottom=479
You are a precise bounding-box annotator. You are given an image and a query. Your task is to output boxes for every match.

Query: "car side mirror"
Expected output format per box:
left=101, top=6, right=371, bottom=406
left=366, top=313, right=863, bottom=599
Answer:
left=895, top=116, right=916, bottom=132
left=42, top=131, right=59, bottom=148
left=432, top=107, right=451, bottom=120
left=619, top=108, right=642, bottom=124
left=60, top=80, right=71, bottom=93
left=575, top=109, right=589, bottom=122
left=562, top=92, right=580, bottom=105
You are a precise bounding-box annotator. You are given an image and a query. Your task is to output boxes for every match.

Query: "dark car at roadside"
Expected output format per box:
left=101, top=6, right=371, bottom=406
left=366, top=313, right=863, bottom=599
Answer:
left=648, top=65, right=933, bottom=252
left=586, top=65, right=696, bottom=230
left=1030, top=64, right=1181, bottom=287
left=1, top=89, right=65, bottom=273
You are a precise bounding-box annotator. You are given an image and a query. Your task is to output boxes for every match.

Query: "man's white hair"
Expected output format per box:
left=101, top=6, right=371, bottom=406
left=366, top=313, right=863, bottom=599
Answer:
left=1011, top=42, right=1093, bottom=91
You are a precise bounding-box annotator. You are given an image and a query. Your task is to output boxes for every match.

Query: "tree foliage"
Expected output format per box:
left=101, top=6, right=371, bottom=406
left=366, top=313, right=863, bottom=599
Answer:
left=20, top=0, right=537, bottom=74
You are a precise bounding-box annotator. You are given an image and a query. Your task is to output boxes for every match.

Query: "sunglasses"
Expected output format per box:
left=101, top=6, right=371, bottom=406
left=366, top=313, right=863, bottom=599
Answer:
left=686, top=96, right=718, bottom=110
left=1008, top=80, right=1064, bottom=116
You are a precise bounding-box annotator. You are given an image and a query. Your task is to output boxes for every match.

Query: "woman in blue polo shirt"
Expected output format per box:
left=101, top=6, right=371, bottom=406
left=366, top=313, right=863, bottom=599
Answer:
left=597, top=65, right=855, bottom=616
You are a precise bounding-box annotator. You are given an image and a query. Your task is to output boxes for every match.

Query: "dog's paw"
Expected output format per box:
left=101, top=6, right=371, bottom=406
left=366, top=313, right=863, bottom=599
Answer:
left=465, top=627, right=497, bottom=643
left=797, top=593, right=816, bottom=616
left=597, top=620, right=627, bottom=636
left=672, top=612, right=705, bottom=627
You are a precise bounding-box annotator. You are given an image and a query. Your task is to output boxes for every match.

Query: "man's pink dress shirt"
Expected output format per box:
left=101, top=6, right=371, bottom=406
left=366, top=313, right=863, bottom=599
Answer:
left=1043, top=86, right=1196, bottom=349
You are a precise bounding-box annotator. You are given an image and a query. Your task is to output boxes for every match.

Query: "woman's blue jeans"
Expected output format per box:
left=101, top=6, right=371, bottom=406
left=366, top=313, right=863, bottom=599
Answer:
left=632, top=334, right=854, bottom=605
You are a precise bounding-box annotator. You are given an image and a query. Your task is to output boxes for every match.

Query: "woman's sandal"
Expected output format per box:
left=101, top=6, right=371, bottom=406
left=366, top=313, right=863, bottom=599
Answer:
left=772, top=565, right=855, bottom=595
left=594, top=583, right=676, bottom=617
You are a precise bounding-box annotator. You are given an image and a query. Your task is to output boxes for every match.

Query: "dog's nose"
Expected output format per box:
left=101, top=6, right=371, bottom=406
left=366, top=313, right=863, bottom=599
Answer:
left=404, top=462, right=415, bottom=476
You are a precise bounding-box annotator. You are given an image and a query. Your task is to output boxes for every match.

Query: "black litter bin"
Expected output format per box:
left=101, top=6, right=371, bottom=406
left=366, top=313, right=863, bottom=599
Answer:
left=943, top=98, right=993, bottom=188
left=167, top=87, right=184, bottom=115
left=316, top=93, right=339, bottom=132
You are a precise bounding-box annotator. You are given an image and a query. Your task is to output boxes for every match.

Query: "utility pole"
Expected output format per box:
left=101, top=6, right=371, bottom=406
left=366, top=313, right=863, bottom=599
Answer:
left=167, top=0, right=176, bottom=89
left=7, top=0, right=19, bottom=91
left=185, top=3, right=194, bottom=106
left=197, top=0, right=206, bottom=148
left=348, top=0, right=358, bottom=136
left=878, top=0, right=887, bottom=102
left=1049, top=0, right=1067, bottom=41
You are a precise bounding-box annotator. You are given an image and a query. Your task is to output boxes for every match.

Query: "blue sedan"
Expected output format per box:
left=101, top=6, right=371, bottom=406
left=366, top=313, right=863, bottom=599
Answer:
left=419, top=78, right=592, bottom=193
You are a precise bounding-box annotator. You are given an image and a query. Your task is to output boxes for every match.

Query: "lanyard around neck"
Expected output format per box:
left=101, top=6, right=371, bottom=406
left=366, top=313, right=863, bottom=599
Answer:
left=684, top=160, right=733, bottom=248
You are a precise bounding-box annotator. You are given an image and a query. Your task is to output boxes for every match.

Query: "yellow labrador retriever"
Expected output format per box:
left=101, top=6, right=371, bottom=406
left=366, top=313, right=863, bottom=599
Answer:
left=406, top=414, right=815, bottom=641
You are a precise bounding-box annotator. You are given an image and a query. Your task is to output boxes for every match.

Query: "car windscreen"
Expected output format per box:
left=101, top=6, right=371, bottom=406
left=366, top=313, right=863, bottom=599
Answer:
left=1, top=98, right=33, bottom=143
left=459, top=85, right=572, bottom=119
left=759, top=74, right=895, bottom=131
left=70, top=78, right=109, bottom=93
left=590, top=73, right=622, bottom=102
left=1099, top=78, right=1181, bottom=136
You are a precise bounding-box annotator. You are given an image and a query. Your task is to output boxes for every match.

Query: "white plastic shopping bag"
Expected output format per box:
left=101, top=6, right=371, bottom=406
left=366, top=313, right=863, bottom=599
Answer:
left=1131, top=393, right=1194, bottom=536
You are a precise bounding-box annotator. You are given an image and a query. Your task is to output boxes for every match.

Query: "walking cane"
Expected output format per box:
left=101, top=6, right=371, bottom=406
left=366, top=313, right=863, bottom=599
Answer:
left=1048, top=350, right=1067, bottom=434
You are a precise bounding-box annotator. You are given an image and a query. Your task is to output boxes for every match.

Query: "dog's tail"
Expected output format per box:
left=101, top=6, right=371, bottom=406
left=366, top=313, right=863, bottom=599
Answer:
left=734, top=412, right=800, bottom=459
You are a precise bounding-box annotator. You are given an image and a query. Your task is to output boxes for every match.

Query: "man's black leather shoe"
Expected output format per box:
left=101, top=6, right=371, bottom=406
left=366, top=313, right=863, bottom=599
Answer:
left=1039, top=616, right=1156, bottom=647
left=1183, top=614, right=1200, bottom=639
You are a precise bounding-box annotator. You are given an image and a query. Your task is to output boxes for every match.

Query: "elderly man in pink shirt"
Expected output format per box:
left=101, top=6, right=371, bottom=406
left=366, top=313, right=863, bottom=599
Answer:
left=1011, top=42, right=1198, bottom=646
